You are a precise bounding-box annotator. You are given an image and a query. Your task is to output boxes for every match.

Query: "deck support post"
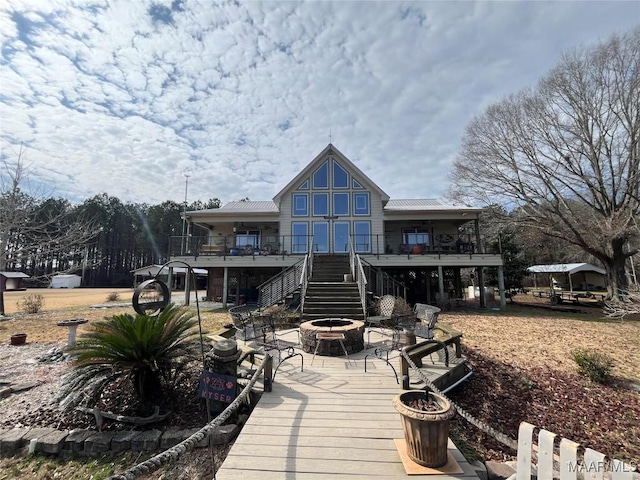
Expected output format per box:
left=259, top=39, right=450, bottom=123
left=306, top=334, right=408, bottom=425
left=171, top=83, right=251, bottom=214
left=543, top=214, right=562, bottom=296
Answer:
left=222, top=266, right=229, bottom=309
left=477, top=267, right=486, bottom=308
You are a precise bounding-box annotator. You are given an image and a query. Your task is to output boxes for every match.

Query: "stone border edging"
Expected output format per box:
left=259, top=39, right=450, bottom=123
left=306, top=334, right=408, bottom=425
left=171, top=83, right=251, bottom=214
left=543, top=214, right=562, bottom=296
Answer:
left=0, top=422, right=241, bottom=458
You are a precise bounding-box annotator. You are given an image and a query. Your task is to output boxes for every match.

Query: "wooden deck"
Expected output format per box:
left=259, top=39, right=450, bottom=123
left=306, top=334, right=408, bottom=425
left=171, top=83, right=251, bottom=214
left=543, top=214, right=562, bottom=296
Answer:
left=216, top=330, right=480, bottom=479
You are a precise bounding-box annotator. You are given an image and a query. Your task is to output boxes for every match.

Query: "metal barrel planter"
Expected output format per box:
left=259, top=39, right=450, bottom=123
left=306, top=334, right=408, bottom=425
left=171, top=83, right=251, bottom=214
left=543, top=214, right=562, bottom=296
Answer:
left=10, top=333, right=27, bottom=346
left=392, top=390, right=456, bottom=468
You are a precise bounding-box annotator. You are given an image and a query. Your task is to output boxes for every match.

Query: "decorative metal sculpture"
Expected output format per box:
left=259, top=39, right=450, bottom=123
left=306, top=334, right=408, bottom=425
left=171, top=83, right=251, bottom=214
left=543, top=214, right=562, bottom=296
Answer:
left=132, top=278, right=170, bottom=315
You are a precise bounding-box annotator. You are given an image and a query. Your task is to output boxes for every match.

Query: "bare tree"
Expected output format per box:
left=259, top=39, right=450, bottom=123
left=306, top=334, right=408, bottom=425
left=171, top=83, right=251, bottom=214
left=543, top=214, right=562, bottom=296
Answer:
left=604, top=288, right=640, bottom=322
left=0, top=147, right=98, bottom=314
left=450, top=27, right=640, bottom=298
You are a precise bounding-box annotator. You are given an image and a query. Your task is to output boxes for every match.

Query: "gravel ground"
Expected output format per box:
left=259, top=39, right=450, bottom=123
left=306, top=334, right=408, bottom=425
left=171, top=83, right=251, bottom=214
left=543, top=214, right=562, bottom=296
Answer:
left=0, top=342, right=67, bottom=429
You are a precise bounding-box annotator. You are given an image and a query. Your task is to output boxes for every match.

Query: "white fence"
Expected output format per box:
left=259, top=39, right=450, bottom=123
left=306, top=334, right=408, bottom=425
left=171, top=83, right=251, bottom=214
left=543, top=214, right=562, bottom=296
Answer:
left=512, top=422, right=637, bottom=480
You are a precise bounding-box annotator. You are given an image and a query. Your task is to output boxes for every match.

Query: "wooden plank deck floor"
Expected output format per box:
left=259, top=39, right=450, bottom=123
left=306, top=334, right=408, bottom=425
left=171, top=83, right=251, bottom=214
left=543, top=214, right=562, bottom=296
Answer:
left=216, top=330, right=480, bottom=479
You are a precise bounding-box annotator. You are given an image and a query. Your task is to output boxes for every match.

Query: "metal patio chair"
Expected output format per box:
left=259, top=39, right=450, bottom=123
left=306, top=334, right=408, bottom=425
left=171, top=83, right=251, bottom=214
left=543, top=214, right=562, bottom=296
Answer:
left=413, top=303, right=441, bottom=340
left=229, top=304, right=271, bottom=345
left=365, top=294, right=396, bottom=347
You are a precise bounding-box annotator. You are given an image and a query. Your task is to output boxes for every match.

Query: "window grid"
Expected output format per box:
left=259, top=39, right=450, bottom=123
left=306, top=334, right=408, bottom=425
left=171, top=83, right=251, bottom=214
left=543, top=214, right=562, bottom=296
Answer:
left=292, top=193, right=308, bottom=217
left=312, top=161, right=329, bottom=189
left=332, top=161, right=349, bottom=189
left=333, top=192, right=349, bottom=216
left=353, top=192, right=370, bottom=216
left=292, top=222, right=309, bottom=253
left=313, top=193, right=329, bottom=216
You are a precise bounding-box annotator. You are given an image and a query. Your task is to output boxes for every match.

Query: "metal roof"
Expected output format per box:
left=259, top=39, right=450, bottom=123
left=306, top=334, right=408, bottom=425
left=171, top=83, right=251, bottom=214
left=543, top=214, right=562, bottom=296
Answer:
left=0, top=272, right=29, bottom=278
left=527, top=263, right=606, bottom=275
left=219, top=201, right=279, bottom=212
left=384, top=199, right=482, bottom=212
left=188, top=201, right=278, bottom=215
left=131, top=265, right=208, bottom=275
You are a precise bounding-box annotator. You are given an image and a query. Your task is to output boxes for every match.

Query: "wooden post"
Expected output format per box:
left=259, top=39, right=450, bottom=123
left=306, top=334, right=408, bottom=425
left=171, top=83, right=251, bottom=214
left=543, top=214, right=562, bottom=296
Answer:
left=400, top=354, right=409, bottom=390
left=264, top=354, right=273, bottom=393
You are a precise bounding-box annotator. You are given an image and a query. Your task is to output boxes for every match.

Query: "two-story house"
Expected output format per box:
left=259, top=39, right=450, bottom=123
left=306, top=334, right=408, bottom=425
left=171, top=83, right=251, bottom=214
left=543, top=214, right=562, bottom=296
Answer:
left=169, top=144, right=505, bottom=312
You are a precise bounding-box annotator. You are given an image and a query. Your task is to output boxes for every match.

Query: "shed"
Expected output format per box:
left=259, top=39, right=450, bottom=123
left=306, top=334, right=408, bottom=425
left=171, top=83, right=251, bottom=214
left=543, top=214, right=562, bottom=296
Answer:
left=0, top=272, right=29, bottom=292
left=50, top=274, right=82, bottom=289
left=131, top=265, right=208, bottom=291
left=527, top=263, right=607, bottom=292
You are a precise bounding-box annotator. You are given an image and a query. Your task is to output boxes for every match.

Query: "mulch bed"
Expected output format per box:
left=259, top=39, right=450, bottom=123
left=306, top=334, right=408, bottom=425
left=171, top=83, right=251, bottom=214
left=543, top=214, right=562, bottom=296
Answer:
left=448, top=348, right=640, bottom=463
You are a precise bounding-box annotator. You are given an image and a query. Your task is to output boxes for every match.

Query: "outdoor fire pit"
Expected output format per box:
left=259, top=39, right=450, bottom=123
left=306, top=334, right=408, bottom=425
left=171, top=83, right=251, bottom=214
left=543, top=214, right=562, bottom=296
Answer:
left=299, top=318, right=365, bottom=356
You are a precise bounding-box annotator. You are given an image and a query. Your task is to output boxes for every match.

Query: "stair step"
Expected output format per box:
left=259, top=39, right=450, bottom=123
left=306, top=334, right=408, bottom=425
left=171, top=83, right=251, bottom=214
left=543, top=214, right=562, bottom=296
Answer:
left=306, top=296, right=359, bottom=300
left=303, top=304, right=362, bottom=309
left=302, top=261, right=365, bottom=319
left=302, top=314, right=365, bottom=321
left=307, top=283, right=359, bottom=292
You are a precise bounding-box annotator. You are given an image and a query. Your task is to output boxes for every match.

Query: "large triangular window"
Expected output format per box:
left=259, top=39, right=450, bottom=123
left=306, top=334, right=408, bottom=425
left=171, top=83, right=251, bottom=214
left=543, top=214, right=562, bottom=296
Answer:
left=332, top=161, right=349, bottom=188
left=313, top=161, right=329, bottom=189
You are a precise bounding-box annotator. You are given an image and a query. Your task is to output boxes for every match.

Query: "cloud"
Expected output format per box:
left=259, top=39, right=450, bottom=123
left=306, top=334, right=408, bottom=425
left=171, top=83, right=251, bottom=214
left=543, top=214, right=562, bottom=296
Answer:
left=1, top=0, right=637, bottom=205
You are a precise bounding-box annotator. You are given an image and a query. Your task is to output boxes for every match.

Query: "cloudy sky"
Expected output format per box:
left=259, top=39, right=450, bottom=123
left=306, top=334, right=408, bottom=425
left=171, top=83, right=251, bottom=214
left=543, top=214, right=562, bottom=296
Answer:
left=1, top=1, right=638, bottom=206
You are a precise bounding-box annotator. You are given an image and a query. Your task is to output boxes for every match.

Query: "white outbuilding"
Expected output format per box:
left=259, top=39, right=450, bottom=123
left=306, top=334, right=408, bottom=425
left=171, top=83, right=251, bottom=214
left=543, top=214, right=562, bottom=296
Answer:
left=50, top=274, right=82, bottom=289
left=527, top=263, right=607, bottom=292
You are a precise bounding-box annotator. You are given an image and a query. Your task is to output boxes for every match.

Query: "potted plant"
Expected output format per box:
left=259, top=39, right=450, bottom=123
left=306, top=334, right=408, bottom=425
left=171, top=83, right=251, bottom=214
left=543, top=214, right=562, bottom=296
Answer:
left=392, top=390, right=455, bottom=468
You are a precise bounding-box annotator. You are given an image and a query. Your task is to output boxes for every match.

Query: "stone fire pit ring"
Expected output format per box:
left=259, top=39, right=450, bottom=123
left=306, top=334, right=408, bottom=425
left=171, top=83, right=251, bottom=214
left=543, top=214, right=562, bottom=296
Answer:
left=299, top=318, right=365, bottom=356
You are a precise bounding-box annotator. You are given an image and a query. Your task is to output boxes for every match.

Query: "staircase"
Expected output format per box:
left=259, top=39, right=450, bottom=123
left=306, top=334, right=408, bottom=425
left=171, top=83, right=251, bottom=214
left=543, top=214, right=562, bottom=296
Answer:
left=302, top=255, right=365, bottom=321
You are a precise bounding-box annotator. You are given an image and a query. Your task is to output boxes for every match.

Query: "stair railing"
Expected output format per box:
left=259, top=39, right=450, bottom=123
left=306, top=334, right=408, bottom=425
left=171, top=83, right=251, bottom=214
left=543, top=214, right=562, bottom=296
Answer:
left=257, top=255, right=311, bottom=309
left=349, top=238, right=369, bottom=318
left=298, top=251, right=314, bottom=317
left=359, top=257, right=408, bottom=300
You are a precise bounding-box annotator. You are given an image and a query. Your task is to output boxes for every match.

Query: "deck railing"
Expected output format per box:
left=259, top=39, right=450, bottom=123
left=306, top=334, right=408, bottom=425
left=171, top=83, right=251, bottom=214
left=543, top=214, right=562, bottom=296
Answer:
left=360, top=257, right=408, bottom=300
left=168, top=234, right=487, bottom=258
left=169, top=234, right=315, bottom=258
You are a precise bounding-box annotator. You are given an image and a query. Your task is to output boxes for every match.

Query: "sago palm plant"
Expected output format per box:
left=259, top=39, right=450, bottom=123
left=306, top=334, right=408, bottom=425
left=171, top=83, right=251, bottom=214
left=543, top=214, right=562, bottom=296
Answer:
left=58, top=304, right=201, bottom=412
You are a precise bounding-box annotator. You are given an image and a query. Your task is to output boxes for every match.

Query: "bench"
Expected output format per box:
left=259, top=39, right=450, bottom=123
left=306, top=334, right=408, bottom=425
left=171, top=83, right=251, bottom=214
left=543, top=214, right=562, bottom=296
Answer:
left=399, top=323, right=473, bottom=393
left=511, top=422, right=637, bottom=480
